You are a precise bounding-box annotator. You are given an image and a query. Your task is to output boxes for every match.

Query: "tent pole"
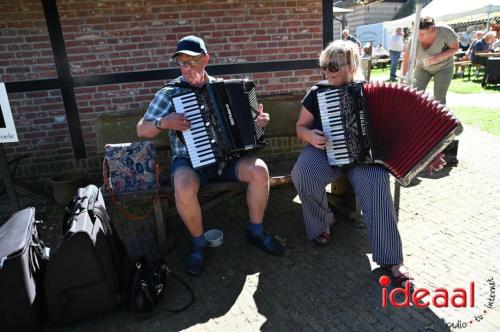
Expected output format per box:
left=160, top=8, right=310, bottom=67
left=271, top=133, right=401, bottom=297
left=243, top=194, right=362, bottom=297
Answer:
left=395, top=4, right=422, bottom=217
left=407, top=3, right=422, bottom=87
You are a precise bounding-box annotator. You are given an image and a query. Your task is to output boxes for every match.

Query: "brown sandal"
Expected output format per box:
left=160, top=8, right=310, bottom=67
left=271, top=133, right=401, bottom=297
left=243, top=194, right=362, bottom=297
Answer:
left=382, top=264, right=413, bottom=288
left=312, top=232, right=332, bottom=247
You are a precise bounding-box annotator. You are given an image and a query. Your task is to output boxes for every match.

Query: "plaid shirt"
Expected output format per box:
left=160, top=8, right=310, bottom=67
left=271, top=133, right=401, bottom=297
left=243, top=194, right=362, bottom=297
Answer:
left=143, top=74, right=216, bottom=161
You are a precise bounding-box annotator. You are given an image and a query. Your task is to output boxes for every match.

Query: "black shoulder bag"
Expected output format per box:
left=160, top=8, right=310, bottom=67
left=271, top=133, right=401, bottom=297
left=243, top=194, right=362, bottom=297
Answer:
left=129, top=257, right=194, bottom=313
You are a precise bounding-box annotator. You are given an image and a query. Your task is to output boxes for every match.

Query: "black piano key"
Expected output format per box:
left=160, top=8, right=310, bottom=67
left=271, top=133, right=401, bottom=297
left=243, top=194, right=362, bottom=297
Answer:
left=190, top=128, right=205, bottom=135
left=197, top=151, right=214, bottom=159
left=199, top=156, right=216, bottom=164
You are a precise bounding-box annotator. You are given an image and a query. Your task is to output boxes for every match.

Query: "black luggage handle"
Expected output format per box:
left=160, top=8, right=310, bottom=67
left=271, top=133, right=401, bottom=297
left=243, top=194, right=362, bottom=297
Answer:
left=87, top=191, right=97, bottom=217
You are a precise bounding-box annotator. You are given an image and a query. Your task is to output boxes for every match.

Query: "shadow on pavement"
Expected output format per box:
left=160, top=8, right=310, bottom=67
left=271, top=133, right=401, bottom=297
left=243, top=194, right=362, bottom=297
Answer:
left=42, top=186, right=450, bottom=331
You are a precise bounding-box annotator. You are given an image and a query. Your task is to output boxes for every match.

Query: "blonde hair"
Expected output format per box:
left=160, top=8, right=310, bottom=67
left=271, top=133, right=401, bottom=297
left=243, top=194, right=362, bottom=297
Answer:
left=319, top=40, right=364, bottom=81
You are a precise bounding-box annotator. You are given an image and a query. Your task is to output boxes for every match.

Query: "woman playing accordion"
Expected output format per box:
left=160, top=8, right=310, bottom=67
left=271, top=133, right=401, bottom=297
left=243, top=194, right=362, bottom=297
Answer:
left=291, top=40, right=453, bottom=287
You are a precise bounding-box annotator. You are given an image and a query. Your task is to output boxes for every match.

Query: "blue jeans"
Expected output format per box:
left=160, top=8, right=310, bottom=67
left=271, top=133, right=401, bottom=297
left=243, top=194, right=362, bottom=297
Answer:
left=389, top=50, right=401, bottom=80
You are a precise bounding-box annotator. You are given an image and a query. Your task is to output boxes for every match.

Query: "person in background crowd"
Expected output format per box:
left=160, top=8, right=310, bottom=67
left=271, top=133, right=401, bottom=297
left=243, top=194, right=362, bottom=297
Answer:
left=492, top=38, right=500, bottom=52
left=470, top=31, right=496, bottom=66
left=459, top=27, right=473, bottom=51
left=401, top=17, right=459, bottom=105
left=463, top=31, right=484, bottom=60
left=373, top=43, right=389, bottom=58
left=388, top=27, right=405, bottom=82
left=490, top=20, right=500, bottom=39
left=137, top=35, right=284, bottom=276
left=360, top=42, right=372, bottom=81
left=341, top=29, right=361, bottom=53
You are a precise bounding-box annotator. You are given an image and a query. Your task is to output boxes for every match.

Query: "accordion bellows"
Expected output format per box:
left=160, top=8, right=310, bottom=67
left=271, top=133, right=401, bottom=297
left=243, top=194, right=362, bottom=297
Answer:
left=317, top=81, right=463, bottom=186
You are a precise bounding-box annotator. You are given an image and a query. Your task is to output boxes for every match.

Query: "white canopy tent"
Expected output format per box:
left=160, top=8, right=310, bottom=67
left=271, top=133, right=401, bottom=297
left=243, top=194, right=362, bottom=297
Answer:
left=384, top=0, right=500, bottom=31
left=357, top=0, right=500, bottom=49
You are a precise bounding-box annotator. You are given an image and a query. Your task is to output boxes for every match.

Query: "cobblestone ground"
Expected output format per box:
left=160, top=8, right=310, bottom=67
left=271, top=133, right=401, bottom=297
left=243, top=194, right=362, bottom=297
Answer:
left=36, top=124, right=499, bottom=332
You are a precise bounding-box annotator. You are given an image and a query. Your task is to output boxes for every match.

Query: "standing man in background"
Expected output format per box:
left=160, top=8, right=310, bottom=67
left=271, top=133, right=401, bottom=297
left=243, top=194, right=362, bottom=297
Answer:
left=388, top=27, right=404, bottom=82
left=342, top=29, right=361, bottom=54
left=401, top=17, right=458, bottom=105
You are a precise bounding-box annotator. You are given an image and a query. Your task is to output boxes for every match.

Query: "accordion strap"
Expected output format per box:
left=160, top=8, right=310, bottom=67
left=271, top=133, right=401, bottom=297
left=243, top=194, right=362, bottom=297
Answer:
left=103, top=158, right=160, bottom=221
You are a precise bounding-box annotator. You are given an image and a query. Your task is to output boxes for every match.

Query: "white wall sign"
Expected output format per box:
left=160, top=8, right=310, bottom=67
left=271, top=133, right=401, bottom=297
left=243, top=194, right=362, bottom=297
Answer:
left=0, top=82, right=18, bottom=143
left=357, top=23, right=386, bottom=48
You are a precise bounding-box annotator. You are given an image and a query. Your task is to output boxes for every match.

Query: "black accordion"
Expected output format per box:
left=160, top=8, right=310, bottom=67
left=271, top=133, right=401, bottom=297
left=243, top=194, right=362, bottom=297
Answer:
left=172, top=79, right=266, bottom=169
left=316, top=81, right=463, bottom=186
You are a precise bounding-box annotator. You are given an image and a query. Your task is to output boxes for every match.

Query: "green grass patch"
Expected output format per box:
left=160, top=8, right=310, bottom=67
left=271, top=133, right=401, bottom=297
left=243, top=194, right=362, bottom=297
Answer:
left=368, top=67, right=500, bottom=94
left=452, top=106, right=500, bottom=136
left=428, top=79, right=500, bottom=94
left=369, top=67, right=391, bottom=81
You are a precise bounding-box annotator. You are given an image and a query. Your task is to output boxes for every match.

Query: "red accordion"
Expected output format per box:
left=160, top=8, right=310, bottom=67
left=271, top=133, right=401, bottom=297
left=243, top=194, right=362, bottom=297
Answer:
left=316, top=81, right=463, bottom=186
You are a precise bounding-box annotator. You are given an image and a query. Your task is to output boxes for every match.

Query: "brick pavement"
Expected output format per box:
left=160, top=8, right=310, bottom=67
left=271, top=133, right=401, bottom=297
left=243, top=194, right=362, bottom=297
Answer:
left=41, top=123, right=499, bottom=331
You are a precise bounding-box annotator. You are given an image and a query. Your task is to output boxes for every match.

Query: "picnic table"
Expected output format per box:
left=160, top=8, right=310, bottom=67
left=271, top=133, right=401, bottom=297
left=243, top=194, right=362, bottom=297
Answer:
left=482, top=56, right=500, bottom=87
left=371, top=58, right=391, bottom=69
left=476, top=52, right=500, bottom=58
left=454, top=50, right=466, bottom=59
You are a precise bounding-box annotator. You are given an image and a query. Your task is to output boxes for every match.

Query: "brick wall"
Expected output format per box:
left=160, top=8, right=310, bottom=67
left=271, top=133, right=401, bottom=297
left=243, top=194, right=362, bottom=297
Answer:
left=1, top=0, right=324, bottom=188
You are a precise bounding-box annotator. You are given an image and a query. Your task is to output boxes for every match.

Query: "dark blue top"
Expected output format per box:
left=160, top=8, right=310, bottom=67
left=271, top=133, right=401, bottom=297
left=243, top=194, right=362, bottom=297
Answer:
left=302, top=84, right=323, bottom=131
left=347, top=35, right=360, bottom=45
left=471, top=39, right=491, bottom=64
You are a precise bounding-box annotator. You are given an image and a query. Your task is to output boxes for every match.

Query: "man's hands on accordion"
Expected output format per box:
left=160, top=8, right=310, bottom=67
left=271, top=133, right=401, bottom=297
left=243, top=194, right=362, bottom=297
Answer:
left=157, top=104, right=269, bottom=133
left=426, top=153, right=447, bottom=175
left=164, top=112, right=192, bottom=131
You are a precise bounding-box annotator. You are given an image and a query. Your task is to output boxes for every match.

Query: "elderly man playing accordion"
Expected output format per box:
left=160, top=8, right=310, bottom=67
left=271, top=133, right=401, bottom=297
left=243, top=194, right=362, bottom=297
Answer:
left=137, top=36, right=284, bottom=276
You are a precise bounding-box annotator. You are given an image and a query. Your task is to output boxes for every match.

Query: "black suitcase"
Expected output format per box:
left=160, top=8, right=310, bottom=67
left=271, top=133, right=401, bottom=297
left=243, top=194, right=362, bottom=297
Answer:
left=0, top=207, right=49, bottom=332
left=45, top=184, right=126, bottom=324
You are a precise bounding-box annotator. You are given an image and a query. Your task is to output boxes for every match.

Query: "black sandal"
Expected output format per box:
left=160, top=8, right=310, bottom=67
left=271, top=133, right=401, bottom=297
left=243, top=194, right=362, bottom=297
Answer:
left=312, top=232, right=332, bottom=247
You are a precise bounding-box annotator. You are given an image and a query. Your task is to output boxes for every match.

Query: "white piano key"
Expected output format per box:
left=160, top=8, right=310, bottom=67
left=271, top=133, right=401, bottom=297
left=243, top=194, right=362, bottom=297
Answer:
left=174, top=93, right=216, bottom=168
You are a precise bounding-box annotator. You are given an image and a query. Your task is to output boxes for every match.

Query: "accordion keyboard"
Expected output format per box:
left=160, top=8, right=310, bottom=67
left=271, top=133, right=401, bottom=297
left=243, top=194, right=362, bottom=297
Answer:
left=317, top=89, right=351, bottom=165
left=172, top=92, right=216, bottom=168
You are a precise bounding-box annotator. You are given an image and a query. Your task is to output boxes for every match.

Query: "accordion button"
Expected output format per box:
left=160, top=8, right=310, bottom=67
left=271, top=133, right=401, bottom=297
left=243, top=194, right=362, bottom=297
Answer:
left=205, top=122, right=210, bottom=126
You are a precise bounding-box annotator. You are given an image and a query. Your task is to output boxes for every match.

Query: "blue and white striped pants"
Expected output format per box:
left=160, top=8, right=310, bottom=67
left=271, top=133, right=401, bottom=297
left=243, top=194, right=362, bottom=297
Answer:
left=291, top=145, right=403, bottom=265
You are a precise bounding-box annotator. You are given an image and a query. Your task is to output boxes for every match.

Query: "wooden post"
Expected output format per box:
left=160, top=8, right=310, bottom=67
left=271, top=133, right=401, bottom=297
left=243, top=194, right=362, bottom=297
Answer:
left=153, top=196, right=168, bottom=256
left=0, top=144, right=19, bottom=211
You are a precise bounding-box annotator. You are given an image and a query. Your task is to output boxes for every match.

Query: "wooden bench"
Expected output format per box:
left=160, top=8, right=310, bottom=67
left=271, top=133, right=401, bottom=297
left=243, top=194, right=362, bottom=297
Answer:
left=454, top=60, right=473, bottom=80
left=328, top=175, right=362, bottom=226
left=97, top=93, right=364, bottom=253
left=97, top=94, right=304, bottom=254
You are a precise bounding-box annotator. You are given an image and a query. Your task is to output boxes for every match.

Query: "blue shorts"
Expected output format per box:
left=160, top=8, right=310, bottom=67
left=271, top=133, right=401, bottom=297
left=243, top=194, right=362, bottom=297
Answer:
left=170, top=156, right=241, bottom=187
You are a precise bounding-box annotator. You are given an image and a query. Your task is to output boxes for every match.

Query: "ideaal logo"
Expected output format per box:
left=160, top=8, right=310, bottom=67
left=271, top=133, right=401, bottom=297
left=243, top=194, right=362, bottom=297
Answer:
left=379, top=276, right=496, bottom=329
left=379, top=275, right=475, bottom=308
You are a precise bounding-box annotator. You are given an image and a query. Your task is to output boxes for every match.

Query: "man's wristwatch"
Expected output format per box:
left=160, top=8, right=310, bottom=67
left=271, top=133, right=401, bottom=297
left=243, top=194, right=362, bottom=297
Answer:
left=153, top=118, right=162, bottom=130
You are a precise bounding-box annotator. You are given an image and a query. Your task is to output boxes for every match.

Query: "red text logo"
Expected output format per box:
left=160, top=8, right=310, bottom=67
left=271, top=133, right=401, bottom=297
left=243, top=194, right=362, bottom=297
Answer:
left=379, top=275, right=475, bottom=308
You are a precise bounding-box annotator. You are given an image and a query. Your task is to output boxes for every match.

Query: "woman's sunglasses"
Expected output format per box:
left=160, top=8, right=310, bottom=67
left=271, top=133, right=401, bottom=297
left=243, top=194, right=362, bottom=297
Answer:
left=321, top=61, right=350, bottom=72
